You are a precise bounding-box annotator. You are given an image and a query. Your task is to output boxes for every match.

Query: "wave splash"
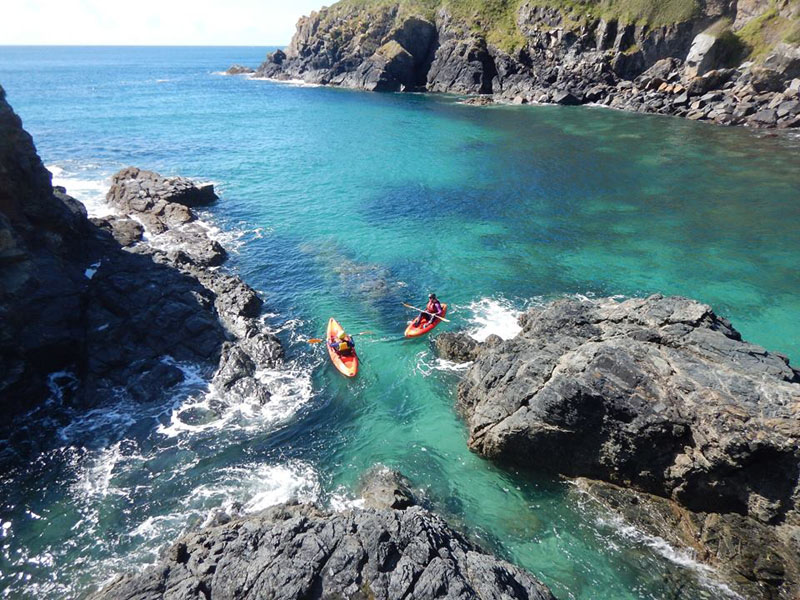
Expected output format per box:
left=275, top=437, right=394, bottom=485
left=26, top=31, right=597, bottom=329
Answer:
left=1, top=162, right=324, bottom=599
left=466, top=296, right=524, bottom=342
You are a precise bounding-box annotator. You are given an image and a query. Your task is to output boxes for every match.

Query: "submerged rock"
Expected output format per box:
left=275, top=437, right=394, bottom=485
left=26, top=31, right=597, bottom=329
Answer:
left=359, top=465, right=416, bottom=510
left=88, top=502, right=556, bottom=600
left=457, top=294, right=800, bottom=598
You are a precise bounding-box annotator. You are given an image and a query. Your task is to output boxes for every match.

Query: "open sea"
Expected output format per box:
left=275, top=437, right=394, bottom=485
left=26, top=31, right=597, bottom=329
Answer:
left=1, top=46, right=799, bottom=599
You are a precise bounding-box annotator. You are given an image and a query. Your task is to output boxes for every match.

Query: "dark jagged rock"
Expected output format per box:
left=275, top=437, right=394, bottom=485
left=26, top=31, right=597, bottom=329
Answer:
left=88, top=502, right=556, bottom=600
left=0, top=88, right=282, bottom=416
left=359, top=466, right=417, bottom=510
left=244, top=1, right=800, bottom=129
left=434, top=332, right=503, bottom=363
left=1, top=85, right=92, bottom=411
left=89, top=216, right=144, bottom=247
left=106, top=167, right=217, bottom=235
left=457, top=294, right=800, bottom=598
left=434, top=332, right=481, bottom=362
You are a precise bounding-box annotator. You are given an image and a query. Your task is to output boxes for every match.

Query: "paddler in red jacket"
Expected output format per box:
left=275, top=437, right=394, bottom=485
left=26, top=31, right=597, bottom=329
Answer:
left=413, top=293, right=443, bottom=328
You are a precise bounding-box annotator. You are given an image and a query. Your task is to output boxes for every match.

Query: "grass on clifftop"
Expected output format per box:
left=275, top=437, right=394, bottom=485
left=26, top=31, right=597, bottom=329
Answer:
left=736, top=1, right=800, bottom=60
left=328, top=0, right=798, bottom=56
left=332, top=0, right=701, bottom=52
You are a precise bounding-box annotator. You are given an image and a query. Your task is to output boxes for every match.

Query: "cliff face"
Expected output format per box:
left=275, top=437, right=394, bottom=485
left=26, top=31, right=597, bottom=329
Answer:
left=255, top=0, right=800, bottom=128
left=0, top=86, right=92, bottom=411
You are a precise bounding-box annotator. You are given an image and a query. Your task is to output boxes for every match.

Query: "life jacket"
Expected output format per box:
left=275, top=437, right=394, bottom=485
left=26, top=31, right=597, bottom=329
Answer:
left=338, top=340, right=351, bottom=352
left=427, top=299, right=441, bottom=314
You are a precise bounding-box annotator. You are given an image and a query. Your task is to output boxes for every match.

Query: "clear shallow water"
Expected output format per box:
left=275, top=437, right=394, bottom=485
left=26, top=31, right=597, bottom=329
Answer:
left=1, top=46, right=799, bottom=599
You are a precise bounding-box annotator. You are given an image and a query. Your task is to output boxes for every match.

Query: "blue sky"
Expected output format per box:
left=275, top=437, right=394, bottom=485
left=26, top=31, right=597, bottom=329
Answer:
left=1, top=0, right=327, bottom=45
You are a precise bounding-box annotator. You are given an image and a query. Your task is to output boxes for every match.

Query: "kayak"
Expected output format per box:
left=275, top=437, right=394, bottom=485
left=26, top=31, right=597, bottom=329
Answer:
left=404, top=304, right=448, bottom=338
left=326, top=317, right=359, bottom=377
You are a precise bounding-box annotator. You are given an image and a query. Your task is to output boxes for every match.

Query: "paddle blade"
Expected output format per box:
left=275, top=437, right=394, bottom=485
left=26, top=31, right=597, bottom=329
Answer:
left=357, top=330, right=374, bottom=335
left=307, top=338, right=324, bottom=344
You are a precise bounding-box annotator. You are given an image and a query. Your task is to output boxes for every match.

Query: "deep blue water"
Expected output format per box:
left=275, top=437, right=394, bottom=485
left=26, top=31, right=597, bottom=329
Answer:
left=1, top=46, right=799, bottom=599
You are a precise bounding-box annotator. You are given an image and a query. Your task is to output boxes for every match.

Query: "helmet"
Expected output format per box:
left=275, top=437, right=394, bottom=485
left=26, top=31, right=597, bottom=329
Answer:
left=429, top=293, right=436, bottom=299
left=338, top=332, right=348, bottom=340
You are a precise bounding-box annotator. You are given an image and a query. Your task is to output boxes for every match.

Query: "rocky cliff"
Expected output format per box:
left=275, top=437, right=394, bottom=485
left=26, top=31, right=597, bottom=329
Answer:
left=0, top=86, right=281, bottom=416
left=89, top=469, right=556, bottom=600
left=249, top=0, right=800, bottom=128
left=439, top=294, right=800, bottom=598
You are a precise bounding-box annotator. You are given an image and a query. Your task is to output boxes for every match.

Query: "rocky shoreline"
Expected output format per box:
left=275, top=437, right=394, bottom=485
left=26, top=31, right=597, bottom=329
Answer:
left=88, top=468, right=556, bottom=600
left=436, top=295, right=800, bottom=599
left=232, top=0, right=800, bottom=129
left=0, top=85, right=280, bottom=416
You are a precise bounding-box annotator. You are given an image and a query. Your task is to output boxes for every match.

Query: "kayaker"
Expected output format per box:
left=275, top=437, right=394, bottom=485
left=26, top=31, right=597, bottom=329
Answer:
left=413, top=293, right=443, bottom=327
left=329, top=331, right=355, bottom=356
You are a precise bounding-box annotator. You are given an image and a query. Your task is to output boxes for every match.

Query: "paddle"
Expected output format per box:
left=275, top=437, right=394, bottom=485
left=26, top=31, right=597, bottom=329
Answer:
left=402, top=302, right=451, bottom=323
left=307, top=331, right=374, bottom=344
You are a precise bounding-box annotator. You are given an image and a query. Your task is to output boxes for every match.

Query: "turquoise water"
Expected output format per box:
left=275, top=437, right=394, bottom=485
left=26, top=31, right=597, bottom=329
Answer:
left=1, top=46, right=799, bottom=599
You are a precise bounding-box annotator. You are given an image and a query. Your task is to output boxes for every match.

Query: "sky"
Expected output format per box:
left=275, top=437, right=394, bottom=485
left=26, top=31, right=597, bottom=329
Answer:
left=0, top=0, right=327, bottom=45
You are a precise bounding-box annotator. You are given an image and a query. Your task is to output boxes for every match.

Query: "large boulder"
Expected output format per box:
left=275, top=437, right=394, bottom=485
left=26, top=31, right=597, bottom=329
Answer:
left=684, top=32, right=723, bottom=78
left=434, top=332, right=482, bottom=362
left=359, top=40, right=417, bottom=91
left=457, top=294, right=800, bottom=597
left=106, top=166, right=217, bottom=214
left=458, top=295, right=800, bottom=521
left=88, top=502, right=556, bottom=600
left=359, top=465, right=417, bottom=510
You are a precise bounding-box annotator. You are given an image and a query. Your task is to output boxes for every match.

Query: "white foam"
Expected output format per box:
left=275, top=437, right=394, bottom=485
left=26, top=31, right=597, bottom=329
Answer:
left=466, top=297, right=524, bottom=342
left=74, top=442, right=126, bottom=499
left=58, top=400, right=137, bottom=446
left=329, top=486, right=366, bottom=512
left=156, top=358, right=314, bottom=438
left=248, top=75, right=322, bottom=88
left=47, top=163, right=114, bottom=218
left=595, top=512, right=745, bottom=598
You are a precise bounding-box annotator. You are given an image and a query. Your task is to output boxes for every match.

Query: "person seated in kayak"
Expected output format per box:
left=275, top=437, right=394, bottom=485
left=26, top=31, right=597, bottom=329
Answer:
left=413, top=293, right=443, bottom=327
left=329, top=331, right=355, bottom=355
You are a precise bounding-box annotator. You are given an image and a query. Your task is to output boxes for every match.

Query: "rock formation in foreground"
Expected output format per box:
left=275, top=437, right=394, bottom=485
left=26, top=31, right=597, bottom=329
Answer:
left=89, top=469, right=556, bottom=600
left=243, top=0, right=800, bottom=129
left=0, top=85, right=281, bottom=417
left=450, top=294, right=800, bottom=599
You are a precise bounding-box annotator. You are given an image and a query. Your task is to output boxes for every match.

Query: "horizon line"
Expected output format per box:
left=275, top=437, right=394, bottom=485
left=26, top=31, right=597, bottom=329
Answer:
left=0, top=43, right=287, bottom=48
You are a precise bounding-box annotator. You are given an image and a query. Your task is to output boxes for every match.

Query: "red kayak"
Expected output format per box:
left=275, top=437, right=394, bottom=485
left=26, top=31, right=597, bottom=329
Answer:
left=326, top=318, right=359, bottom=377
left=404, top=304, right=448, bottom=338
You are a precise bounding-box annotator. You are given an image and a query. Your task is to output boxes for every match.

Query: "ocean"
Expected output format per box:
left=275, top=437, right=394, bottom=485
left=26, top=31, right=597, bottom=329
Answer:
left=1, top=45, right=799, bottom=599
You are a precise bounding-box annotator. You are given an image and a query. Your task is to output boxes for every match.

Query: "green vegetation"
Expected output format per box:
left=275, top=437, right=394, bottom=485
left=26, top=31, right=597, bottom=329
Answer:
left=736, top=2, right=800, bottom=60
left=325, top=0, right=797, bottom=56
